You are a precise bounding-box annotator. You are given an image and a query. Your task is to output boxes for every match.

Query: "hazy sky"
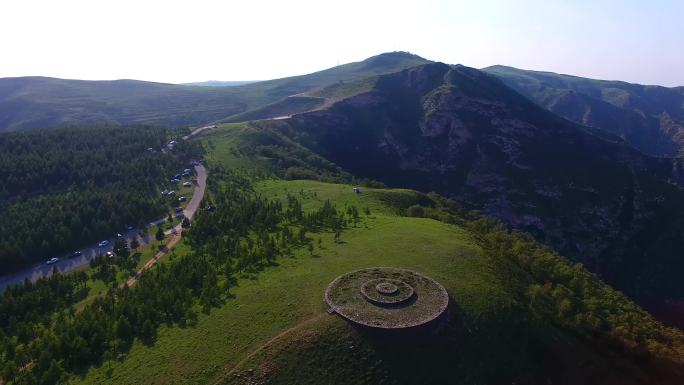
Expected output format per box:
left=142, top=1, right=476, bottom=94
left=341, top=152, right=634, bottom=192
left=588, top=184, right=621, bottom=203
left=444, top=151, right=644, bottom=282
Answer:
left=1, top=0, right=682, bottom=86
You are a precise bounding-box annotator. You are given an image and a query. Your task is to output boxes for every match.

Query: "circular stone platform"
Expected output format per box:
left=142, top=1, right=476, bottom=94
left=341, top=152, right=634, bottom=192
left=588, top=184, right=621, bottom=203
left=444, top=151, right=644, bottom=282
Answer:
left=325, top=267, right=449, bottom=329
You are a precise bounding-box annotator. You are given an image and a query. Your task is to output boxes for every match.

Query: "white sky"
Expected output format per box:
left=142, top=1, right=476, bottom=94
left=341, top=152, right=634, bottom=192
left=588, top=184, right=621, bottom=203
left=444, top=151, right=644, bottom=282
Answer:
left=1, top=0, right=683, bottom=86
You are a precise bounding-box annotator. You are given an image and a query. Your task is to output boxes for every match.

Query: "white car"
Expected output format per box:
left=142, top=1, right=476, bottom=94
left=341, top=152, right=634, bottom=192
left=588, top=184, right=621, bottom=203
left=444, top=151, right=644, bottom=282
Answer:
left=105, top=251, right=114, bottom=258
left=46, top=257, right=59, bottom=265
left=183, top=182, right=192, bottom=187
left=98, top=240, right=109, bottom=247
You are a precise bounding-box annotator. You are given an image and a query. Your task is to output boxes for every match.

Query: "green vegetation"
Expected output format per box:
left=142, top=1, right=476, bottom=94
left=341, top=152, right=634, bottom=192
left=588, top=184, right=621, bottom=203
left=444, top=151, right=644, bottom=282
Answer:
left=0, top=166, right=361, bottom=384
left=2, top=119, right=684, bottom=384
left=222, top=96, right=325, bottom=123
left=222, top=75, right=381, bottom=123
left=262, top=62, right=684, bottom=304
left=0, top=125, right=200, bottom=275
left=69, top=185, right=491, bottom=385
left=202, top=120, right=352, bottom=183
left=3, top=56, right=684, bottom=384
left=307, top=74, right=379, bottom=100
left=484, top=64, right=684, bottom=157
left=58, top=176, right=684, bottom=385
left=0, top=52, right=431, bottom=131
left=326, top=268, right=449, bottom=328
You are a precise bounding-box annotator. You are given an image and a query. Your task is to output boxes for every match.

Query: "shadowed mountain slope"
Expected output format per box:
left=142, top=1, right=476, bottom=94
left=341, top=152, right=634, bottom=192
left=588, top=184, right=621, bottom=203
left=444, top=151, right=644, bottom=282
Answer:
left=262, top=62, right=684, bottom=304
left=484, top=65, right=684, bottom=157
left=0, top=52, right=430, bottom=131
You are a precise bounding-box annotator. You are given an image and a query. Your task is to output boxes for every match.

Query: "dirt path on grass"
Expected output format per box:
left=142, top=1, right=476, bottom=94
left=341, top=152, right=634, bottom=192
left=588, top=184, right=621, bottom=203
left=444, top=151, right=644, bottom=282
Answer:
left=214, top=313, right=327, bottom=384
left=124, top=163, right=207, bottom=288
left=124, top=234, right=181, bottom=287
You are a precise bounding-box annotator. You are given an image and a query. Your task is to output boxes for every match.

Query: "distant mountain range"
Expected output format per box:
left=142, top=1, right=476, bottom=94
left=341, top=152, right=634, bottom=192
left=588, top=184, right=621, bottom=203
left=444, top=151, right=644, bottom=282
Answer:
left=180, top=80, right=259, bottom=87
left=484, top=65, right=684, bottom=157
left=3, top=51, right=684, bottom=309
left=0, top=52, right=430, bottom=132
left=251, top=62, right=684, bottom=306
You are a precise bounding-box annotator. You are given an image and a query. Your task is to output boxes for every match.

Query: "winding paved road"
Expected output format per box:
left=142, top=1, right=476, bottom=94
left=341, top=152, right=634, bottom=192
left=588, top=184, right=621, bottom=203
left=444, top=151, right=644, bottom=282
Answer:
left=125, top=163, right=206, bottom=287
left=0, top=125, right=213, bottom=293
left=0, top=164, right=206, bottom=293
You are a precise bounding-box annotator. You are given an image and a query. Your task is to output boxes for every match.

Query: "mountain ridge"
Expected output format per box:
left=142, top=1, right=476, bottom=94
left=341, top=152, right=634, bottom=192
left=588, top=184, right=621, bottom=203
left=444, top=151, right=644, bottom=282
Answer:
left=0, top=52, right=431, bottom=131
left=258, top=61, right=684, bottom=305
left=484, top=65, right=684, bottom=157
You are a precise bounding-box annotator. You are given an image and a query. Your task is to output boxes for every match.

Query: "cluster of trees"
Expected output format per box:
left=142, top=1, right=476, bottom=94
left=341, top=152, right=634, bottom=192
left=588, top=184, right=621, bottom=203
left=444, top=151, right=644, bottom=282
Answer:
left=401, top=192, right=684, bottom=362
left=467, top=216, right=684, bottom=361
left=0, top=171, right=358, bottom=384
left=0, top=272, right=88, bottom=340
left=0, top=254, right=217, bottom=384
left=89, top=238, right=140, bottom=284
left=227, top=122, right=387, bottom=189
left=0, top=125, right=201, bottom=275
left=187, top=172, right=357, bottom=274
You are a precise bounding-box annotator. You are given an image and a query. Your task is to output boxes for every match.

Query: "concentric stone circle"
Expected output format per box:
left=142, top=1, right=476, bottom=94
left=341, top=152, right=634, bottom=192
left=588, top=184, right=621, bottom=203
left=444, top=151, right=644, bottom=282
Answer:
left=360, top=278, right=414, bottom=305
left=376, top=282, right=398, bottom=294
left=325, top=267, right=449, bottom=329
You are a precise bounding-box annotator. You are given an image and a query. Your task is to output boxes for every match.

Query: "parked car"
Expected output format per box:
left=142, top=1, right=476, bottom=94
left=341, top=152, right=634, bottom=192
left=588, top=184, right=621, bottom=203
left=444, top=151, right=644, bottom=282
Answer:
left=183, top=181, right=192, bottom=187
left=98, top=240, right=109, bottom=247
left=105, top=251, right=114, bottom=258
left=183, top=168, right=191, bottom=174
left=46, top=257, right=59, bottom=265
left=70, top=251, right=82, bottom=258
left=175, top=206, right=183, bottom=213
left=178, top=196, right=186, bottom=202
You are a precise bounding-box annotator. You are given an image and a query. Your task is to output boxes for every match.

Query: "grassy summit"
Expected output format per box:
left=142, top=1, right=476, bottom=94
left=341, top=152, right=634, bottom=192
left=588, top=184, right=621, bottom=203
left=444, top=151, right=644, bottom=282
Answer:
left=68, top=123, right=684, bottom=385
left=325, top=267, right=449, bottom=329
left=0, top=52, right=430, bottom=131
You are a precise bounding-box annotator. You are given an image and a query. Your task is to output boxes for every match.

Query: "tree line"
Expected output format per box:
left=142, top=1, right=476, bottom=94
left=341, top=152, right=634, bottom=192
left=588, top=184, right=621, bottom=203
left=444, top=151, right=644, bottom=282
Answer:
left=0, top=170, right=359, bottom=384
left=404, top=193, right=684, bottom=364
left=0, top=125, right=201, bottom=274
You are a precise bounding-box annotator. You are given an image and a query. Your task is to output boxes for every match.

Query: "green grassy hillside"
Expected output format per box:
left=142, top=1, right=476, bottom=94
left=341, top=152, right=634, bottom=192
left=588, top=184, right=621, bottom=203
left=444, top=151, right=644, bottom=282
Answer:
left=0, top=52, right=430, bottom=131
left=70, top=124, right=684, bottom=384
left=222, top=96, right=326, bottom=123
left=70, top=176, right=684, bottom=385
left=72, top=182, right=495, bottom=385
left=484, top=65, right=684, bottom=157
left=261, top=62, right=684, bottom=305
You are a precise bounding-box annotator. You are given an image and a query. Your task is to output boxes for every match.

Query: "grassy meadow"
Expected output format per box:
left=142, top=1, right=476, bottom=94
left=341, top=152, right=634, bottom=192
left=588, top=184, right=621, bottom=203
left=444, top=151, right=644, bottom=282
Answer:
left=67, top=123, right=684, bottom=385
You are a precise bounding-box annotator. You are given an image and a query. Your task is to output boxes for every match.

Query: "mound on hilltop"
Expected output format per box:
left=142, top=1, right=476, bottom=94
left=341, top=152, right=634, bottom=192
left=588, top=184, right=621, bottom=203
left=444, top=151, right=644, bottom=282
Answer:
left=325, top=267, right=448, bottom=329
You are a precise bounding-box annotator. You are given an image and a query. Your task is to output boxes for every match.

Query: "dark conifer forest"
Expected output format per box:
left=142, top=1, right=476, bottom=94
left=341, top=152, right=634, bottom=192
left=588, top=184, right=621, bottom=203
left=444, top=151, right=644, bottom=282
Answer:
left=0, top=125, right=200, bottom=274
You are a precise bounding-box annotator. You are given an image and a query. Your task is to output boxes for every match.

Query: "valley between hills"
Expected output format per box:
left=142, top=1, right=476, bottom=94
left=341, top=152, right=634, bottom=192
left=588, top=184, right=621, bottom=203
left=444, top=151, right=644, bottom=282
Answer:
left=2, top=52, right=684, bottom=384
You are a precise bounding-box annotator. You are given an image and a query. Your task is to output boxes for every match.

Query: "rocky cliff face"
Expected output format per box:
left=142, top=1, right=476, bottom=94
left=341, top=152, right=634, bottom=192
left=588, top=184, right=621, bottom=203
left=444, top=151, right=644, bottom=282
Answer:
left=485, top=65, right=684, bottom=158
left=281, top=63, right=684, bottom=302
